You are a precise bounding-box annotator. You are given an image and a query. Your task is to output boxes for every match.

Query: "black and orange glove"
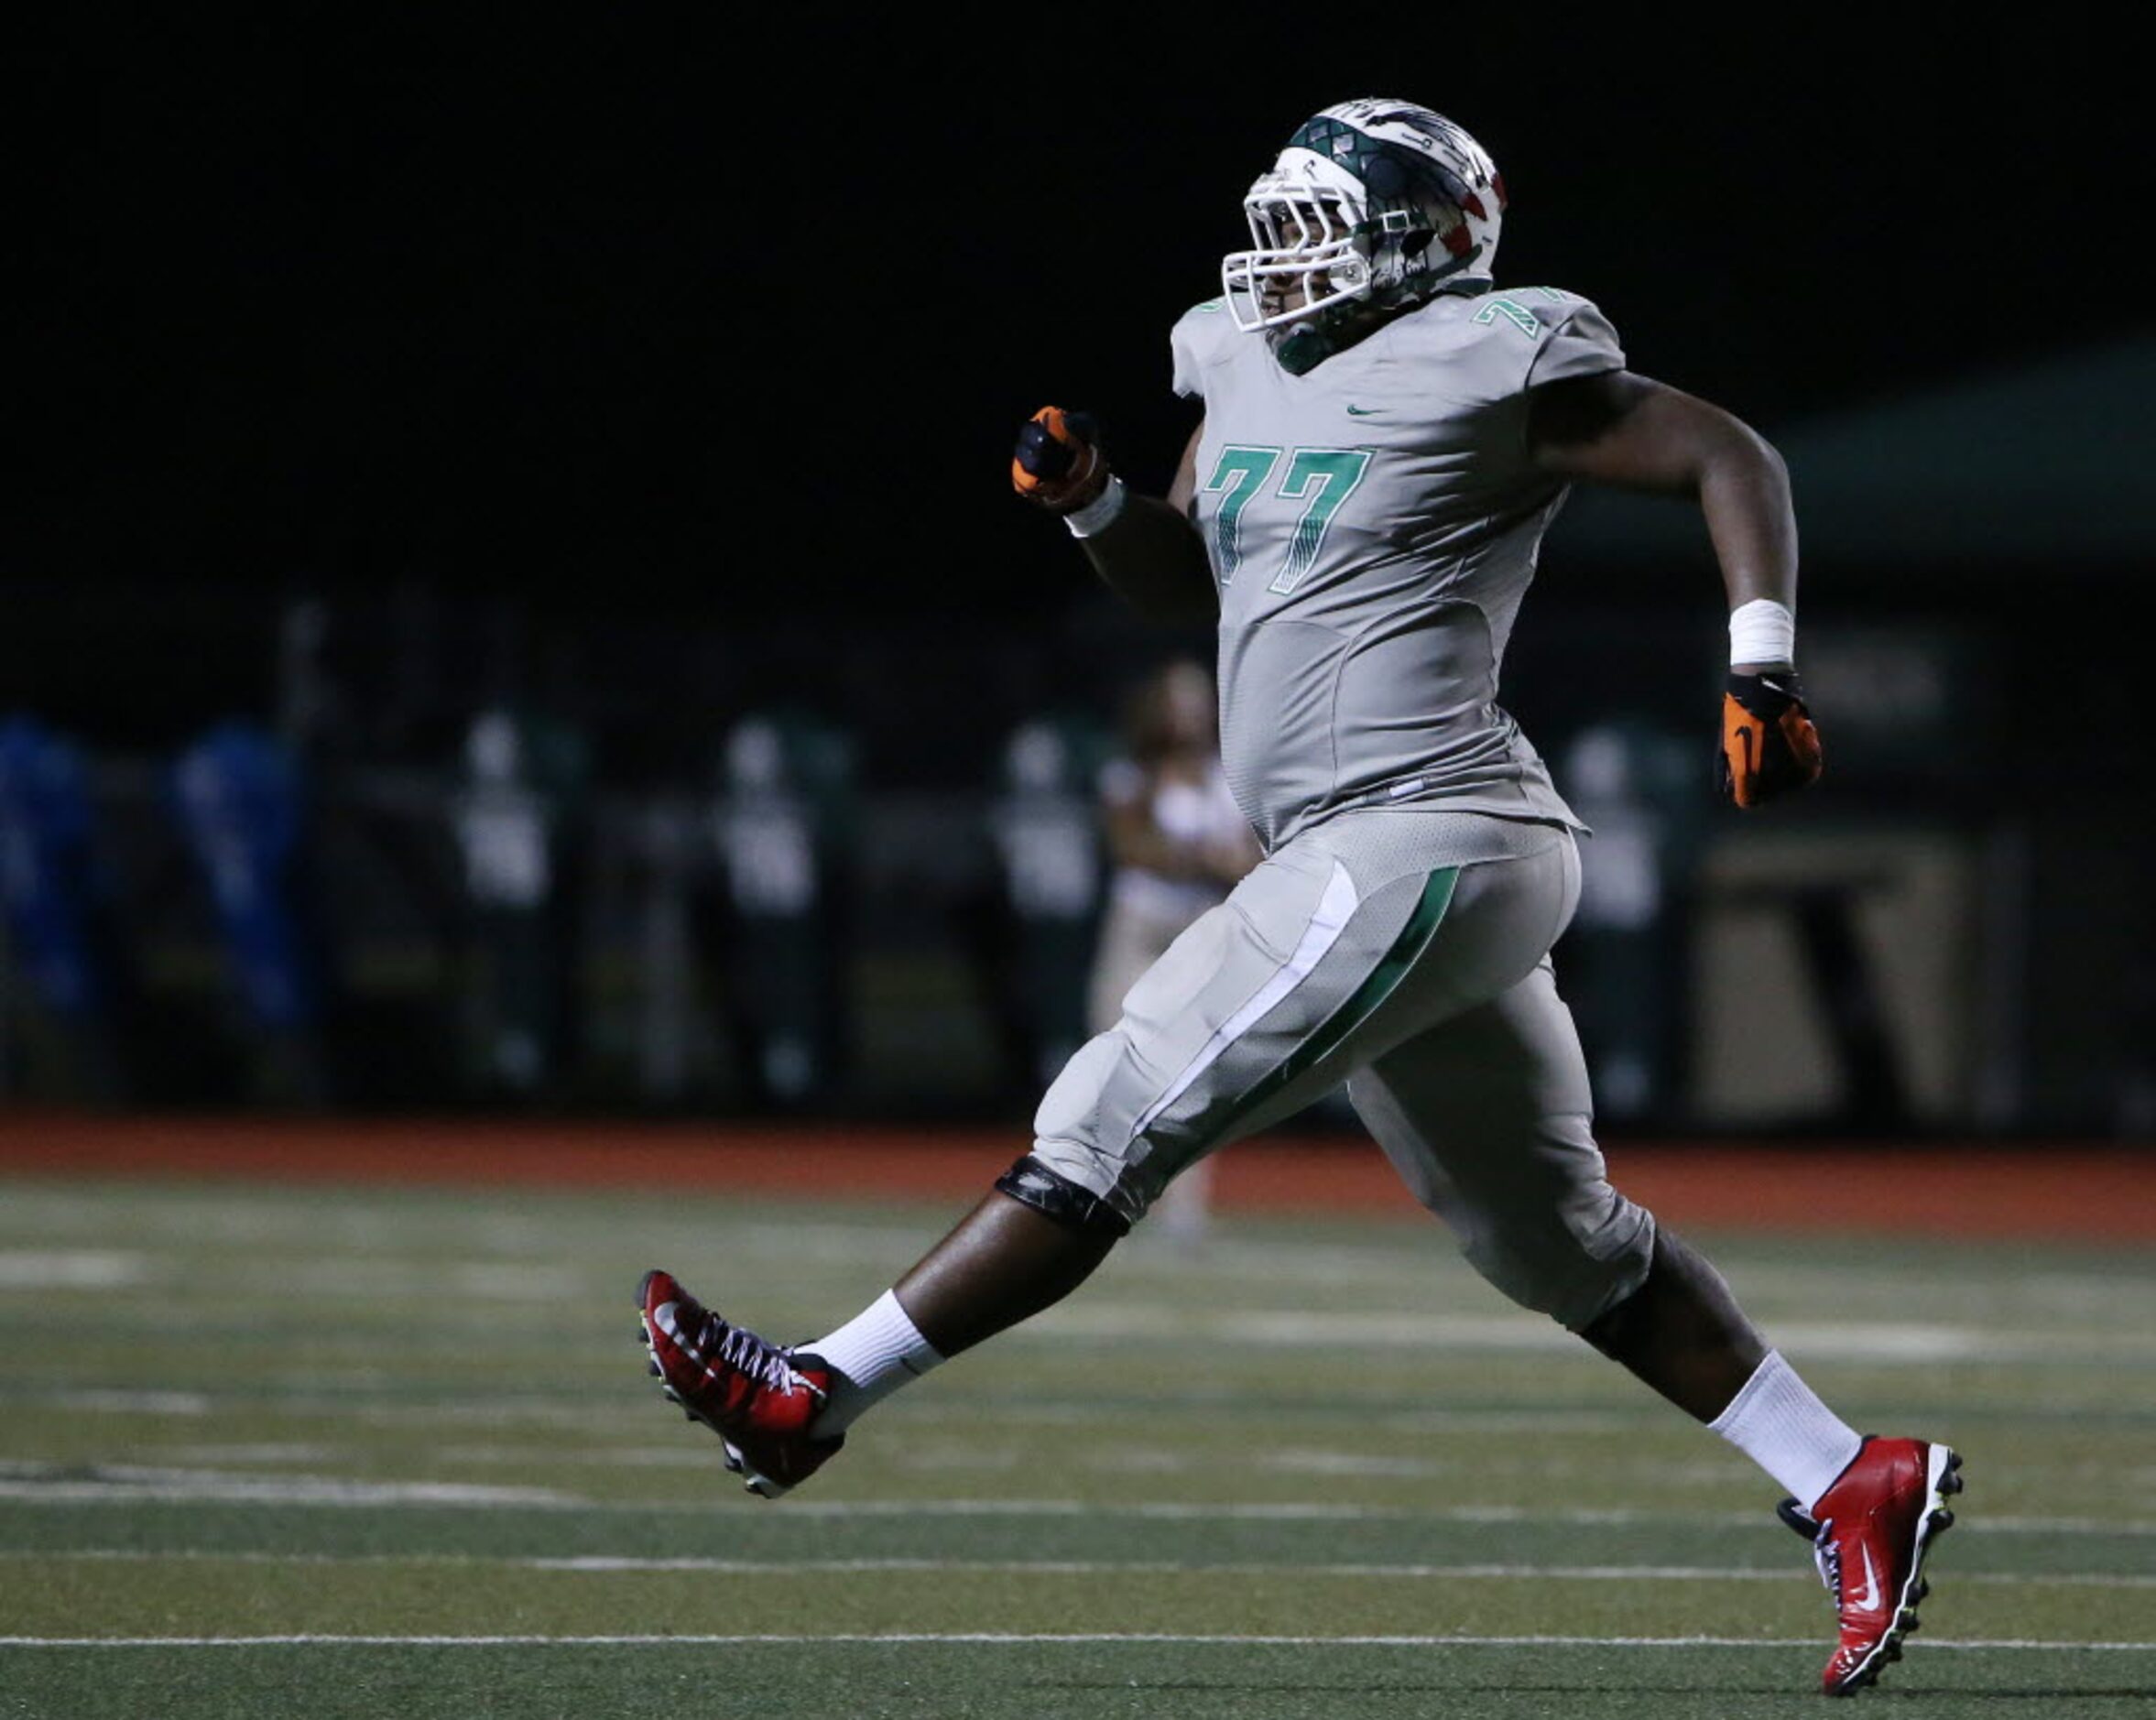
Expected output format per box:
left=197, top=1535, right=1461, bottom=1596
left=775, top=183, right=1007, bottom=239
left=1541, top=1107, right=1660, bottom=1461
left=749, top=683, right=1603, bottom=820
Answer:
left=1011, top=406, right=1108, bottom=514
left=1717, top=669, right=1823, bottom=809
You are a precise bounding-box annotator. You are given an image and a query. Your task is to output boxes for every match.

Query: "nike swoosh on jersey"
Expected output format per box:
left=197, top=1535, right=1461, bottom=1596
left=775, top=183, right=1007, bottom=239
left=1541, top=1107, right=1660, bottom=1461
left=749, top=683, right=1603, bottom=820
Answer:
left=1345, top=405, right=1379, bottom=416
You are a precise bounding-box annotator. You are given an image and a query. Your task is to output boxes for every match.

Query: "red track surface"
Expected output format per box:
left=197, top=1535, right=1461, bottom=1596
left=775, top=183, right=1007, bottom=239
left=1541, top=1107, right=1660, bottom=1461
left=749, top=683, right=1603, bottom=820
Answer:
left=2, top=1112, right=2151, bottom=1242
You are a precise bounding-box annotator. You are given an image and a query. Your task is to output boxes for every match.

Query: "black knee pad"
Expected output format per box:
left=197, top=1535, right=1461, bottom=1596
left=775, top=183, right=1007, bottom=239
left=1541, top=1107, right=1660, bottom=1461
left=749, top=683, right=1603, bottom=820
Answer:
left=993, top=1155, right=1133, bottom=1238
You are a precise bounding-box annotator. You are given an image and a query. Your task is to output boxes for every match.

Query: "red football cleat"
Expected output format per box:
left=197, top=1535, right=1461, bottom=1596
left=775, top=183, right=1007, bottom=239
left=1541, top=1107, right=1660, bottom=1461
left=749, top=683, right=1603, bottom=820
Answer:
left=637, top=1268, right=843, bottom=1498
left=1780, top=1437, right=1964, bottom=1696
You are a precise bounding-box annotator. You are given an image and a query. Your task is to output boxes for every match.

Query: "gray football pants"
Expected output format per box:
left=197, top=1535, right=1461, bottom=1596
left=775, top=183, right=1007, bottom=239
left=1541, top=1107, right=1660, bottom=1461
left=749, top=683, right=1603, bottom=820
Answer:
left=1031, top=810, right=1655, bottom=1331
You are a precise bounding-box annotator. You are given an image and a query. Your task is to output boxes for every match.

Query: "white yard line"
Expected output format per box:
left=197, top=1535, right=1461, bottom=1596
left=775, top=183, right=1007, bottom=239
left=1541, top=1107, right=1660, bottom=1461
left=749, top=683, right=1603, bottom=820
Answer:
left=523, top=1559, right=2156, bottom=1587
left=6, top=1549, right=2151, bottom=1587
left=0, top=1464, right=576, bottom=1508
left=14, top=1279, right=2155, bottom=1364
left=757, top=1499, right=2156, bottom=1539
left=7, top=1389, right=213, bottom=1416
left=1, top=1467, right=2152, bottom=1535
left=2, top=1632, right=2153, bottom=1651
left=1041, top=1303, right=2156, bottom=1365
left=0, top=1250, right=147, bottom=1289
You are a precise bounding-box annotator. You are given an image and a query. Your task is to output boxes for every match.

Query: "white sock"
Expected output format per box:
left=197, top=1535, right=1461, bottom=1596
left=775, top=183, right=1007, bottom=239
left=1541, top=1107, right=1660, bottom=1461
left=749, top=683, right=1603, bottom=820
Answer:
left=1708, top=1350, right=1865, bottom=1512
left=805, top=1290, right=944, bottom=1439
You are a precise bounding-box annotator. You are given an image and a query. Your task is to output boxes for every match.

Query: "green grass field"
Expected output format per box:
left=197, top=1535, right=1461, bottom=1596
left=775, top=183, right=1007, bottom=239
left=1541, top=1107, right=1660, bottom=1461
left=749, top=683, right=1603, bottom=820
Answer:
left=2, top=1169, right=2151, bottom=1717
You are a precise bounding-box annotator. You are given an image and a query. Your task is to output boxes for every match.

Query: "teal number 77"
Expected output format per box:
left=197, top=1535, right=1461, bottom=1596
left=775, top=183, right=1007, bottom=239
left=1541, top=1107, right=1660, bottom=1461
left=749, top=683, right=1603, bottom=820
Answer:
left=1201, top=444, right=1373, bottom=595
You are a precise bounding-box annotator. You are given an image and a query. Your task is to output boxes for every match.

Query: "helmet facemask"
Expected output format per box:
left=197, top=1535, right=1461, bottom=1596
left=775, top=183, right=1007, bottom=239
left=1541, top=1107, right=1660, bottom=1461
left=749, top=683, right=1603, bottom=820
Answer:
left=1225, top=173, right=1374, bottom=333
left=1221, top=102, right=1504, bottom=358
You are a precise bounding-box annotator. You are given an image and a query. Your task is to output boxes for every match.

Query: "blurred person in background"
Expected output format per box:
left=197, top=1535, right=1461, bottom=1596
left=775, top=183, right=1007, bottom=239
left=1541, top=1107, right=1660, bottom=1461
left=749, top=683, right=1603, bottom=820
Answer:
left=0, top=717, right=141, bottom=1104
left=637, top=98, right=1959, bottom=1699
left=1090, top=659, right=1260, bottom=1240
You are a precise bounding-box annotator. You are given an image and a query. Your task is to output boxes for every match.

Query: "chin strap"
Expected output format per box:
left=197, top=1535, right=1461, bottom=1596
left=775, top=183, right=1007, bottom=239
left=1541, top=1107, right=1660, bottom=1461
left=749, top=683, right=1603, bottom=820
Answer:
left=1270, top=275, right=1494, bottom=375
left=1271, top=324, right=1339, bottom=376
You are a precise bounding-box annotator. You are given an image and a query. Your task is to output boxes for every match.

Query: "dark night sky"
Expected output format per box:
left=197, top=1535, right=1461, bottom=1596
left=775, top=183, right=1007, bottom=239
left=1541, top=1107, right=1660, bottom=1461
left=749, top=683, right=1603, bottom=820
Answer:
left=20, top=9, right=2137, bottom=636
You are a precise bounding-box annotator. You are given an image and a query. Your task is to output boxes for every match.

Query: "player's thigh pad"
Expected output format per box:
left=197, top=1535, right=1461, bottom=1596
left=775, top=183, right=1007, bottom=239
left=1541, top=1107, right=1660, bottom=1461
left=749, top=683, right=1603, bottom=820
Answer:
left=1032, top=819, right=1572, bottom=1225
left=1350, top=953, right=1655, bottom=1332
left=1086, top=899, right=1190, bottom=1039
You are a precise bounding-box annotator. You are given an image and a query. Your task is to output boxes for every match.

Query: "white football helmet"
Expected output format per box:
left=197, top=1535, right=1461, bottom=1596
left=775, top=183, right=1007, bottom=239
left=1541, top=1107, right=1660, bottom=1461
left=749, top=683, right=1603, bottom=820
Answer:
left=1222, top=99, right=1506, bottom=336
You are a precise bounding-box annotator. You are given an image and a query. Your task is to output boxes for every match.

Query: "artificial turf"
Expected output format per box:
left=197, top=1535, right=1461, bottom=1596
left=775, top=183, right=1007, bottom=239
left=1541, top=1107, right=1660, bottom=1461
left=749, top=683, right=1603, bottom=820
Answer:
left=2, top=1172, right=2150, bottom=1717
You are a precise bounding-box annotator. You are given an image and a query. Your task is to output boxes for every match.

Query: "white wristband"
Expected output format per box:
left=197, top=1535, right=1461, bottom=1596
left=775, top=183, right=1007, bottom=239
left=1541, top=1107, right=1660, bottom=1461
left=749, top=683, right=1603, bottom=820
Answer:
left=1062, top=474, right=1127, bottom=538
left=1728, top=598, right=1795, bottom=666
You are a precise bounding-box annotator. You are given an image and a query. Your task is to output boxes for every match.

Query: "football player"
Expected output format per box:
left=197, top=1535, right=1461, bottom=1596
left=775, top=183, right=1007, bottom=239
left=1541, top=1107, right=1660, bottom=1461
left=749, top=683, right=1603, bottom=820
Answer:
left=640, top=99, right=1957, bottom=1697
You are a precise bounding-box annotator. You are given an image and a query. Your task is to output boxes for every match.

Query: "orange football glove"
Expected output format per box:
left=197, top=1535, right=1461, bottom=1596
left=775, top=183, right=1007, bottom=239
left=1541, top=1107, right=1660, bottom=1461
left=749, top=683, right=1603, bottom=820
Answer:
left=1718, top=669, right=1824, bottom=809
left=1011, top=406, right=1108, bottom=514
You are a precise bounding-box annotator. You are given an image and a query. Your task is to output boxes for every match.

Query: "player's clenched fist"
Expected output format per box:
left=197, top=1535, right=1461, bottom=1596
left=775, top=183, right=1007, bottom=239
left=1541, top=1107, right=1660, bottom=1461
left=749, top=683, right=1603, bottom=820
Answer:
left=1011, top=407, right=1108, bottom=514
left=1717, top=670, right=1823, bottom=809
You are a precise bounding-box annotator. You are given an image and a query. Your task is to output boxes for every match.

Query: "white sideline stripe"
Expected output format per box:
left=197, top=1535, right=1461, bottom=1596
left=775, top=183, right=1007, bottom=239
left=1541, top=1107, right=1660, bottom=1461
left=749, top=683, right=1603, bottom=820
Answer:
left=1, top=1475, right=2151, bottom=1536
left=0, top=1250, right=147, bottom=1289
left=2, top=1632, right=2153, bottom=1651
left=13, top=1550, right=2148, bottom=1588
left=518, top=1560, right=2156, bottom=1587
left=0, top=1464, right=574, bottom=1508
left=741, top=1499, right=2156, bottom=1540
left=1127, top=858, right=1359, bottom=1141
left=10, top=1389, right=214, bottom=1416
left=1040, top=1302, right=2156, bottom=1365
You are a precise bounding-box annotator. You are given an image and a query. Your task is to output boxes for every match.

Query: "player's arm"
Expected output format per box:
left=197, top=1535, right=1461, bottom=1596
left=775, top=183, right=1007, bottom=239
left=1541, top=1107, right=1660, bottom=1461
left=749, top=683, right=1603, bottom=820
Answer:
left=1526, top=370, right=1794, bottom=658
left=1012, top=408, right=1218, bottom=626
left=1525, top=370, right=1821, bottom=808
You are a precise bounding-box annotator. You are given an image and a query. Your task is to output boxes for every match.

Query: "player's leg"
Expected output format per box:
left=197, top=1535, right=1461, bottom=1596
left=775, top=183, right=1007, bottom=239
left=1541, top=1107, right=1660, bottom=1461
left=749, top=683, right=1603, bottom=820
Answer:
left=672, top=816, right=1567, bottom=1488
left=641, top=828, right=1456, bottom=1492
left=1349, top=850, right=1961, bottom=1693
left=857, top=839, right=1452, bottom=1370
left=1351, top=960, right=1788, bottom=1416
left=1578, top=1228, right=1764, bottom=1417
left=839, top=823, right=1591, bottom=1428
left=889, top=1190, right=1120, bottom=1354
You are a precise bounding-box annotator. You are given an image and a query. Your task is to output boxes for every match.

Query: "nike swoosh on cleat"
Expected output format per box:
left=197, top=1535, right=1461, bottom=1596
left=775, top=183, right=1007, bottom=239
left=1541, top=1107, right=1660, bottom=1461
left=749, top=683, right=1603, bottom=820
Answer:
left=1851, top=1543, right=1882, bottom=1612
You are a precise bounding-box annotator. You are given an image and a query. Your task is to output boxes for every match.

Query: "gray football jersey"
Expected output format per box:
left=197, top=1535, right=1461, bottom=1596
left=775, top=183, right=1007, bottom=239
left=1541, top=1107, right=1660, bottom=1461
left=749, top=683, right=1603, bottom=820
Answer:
left=1171, top=285, right=1624, bottom=850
